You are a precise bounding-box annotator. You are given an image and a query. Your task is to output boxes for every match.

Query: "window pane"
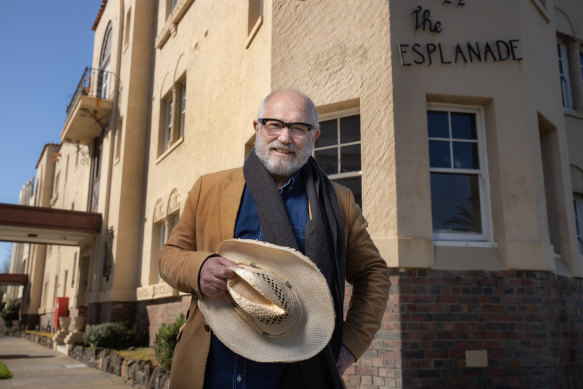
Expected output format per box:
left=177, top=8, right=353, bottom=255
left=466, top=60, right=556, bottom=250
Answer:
left=340, top=115, right=360, bottom=144
left=340, top=144, right=361, bottom=173
left=575, top=195, right=583, bottom=254
left=165, top=98, right=173, bottom=144
left=429, top=140, right=451, bottom=168
left=316, top=119, right=337, bottom=148
left=180, top=85, right=186, bottom=138
left=159, top=224, right=166, bottom=252
left=427, top=111, right=449, bottom=138
left=452, top=141, right=479, bottom=169
left=430, top=173, right=482, bottom=234
left=314, top=148, right=338, bottom=175
left=333, top=177, right=362, bottom=209
left=451, top=113, right=476, bottom=140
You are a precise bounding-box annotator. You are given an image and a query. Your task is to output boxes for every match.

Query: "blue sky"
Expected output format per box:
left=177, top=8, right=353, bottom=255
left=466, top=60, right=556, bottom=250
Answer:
left=0, top=1, right=101, bottom=269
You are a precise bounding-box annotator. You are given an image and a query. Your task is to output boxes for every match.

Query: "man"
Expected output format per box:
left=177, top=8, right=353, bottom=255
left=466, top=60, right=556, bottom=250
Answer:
left=160, top=89, right=390, bottom=389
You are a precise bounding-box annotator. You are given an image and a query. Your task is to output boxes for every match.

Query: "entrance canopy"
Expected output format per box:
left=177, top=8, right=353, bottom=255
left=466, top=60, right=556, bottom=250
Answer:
left=0, top=274, right=28, bottom=285
left=0, top=203, right=101, bottom=246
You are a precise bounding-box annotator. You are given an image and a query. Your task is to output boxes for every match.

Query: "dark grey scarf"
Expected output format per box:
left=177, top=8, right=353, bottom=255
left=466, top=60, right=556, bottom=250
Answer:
left=243, top=151, right=346, bottom=388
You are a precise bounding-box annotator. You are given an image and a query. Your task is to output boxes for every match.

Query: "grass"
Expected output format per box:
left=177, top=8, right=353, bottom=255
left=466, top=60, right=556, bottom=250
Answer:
left=113, top=347, right=159, bottom=366
left=0, top=360, right=12, bottom=379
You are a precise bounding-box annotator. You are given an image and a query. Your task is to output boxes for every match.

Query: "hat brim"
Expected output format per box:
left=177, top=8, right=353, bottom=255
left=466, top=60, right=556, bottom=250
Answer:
left=198, top=239, right=335, bottom=363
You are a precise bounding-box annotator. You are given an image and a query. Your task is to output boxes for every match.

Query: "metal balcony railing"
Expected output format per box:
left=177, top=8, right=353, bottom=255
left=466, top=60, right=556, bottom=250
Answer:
left=66, top=67, right=115, bottom=115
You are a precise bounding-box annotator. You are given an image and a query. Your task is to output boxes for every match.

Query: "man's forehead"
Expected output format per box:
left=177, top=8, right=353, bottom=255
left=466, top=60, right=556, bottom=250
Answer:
left=263, top=91, right=311, bottom=115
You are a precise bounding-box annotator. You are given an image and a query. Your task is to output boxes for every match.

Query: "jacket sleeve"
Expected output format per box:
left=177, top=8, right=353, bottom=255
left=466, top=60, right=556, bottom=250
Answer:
left=336, top=186, right=391, bottom=360
left=159, top=176, right=216, bottom=296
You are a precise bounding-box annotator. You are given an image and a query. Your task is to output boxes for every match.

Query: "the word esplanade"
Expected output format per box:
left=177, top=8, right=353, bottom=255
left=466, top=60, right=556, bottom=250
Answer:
left=399, top=2, right=523, bottom=66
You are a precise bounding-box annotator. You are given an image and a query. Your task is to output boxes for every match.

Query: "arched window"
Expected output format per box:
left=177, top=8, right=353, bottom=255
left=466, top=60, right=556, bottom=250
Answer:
left=98, top=22, right=113, bottom=99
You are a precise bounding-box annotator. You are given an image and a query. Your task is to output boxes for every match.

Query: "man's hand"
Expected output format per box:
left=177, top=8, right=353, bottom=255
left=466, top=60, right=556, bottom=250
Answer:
left=199, top=256, right=237, bottom=297
left=336, top=345, right=356, bottom=376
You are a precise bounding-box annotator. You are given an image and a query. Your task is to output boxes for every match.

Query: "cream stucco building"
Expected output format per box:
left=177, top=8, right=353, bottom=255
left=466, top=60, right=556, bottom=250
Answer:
left=4, top=0, right=583, bottom=387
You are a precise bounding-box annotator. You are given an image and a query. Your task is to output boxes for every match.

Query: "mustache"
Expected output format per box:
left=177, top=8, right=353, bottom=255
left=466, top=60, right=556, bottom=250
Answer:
left=267, top=141, right=297, bottom=153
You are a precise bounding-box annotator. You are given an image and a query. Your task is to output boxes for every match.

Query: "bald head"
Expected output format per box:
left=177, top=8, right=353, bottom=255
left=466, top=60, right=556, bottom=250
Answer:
left=257, top=89, right=319, bottom=128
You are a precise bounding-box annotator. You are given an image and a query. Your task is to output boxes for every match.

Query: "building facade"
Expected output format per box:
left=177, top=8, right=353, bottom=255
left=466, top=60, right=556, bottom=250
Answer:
left=4, top=178, right=34, bottom=303
left=7, top=0, right=583, bottom=387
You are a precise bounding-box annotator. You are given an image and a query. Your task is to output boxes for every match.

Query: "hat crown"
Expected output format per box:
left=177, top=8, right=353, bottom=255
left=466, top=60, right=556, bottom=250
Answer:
left=227, top=263, right=301, bottom=337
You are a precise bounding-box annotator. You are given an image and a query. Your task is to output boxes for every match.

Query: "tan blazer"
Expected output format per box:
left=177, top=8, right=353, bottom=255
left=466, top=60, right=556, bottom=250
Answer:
left=160, top=167, right=390, bottom=389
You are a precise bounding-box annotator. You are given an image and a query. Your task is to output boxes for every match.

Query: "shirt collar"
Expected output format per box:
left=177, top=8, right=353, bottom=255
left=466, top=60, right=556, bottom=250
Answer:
left=280, top=169, right=303, bottom=194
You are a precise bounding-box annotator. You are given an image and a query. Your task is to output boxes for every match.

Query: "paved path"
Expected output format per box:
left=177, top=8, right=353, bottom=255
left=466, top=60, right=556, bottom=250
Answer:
left=0, top=335, right=131, bottom=389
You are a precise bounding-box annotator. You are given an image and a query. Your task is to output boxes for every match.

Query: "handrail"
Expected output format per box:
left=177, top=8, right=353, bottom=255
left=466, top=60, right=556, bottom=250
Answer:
left=66, top=67, right=115, bottom=115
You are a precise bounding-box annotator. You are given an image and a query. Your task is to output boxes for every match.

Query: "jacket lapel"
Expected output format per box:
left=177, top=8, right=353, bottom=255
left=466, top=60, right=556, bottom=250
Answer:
left=219, top=168, right=245, bottom=242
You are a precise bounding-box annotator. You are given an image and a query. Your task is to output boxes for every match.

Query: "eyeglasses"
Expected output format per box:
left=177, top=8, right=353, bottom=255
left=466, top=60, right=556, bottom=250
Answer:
left=258, top=118, right=314, bottom=138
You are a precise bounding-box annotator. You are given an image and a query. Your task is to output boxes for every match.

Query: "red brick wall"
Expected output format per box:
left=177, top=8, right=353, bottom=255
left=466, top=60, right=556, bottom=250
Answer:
left=88, top=301, right=137, bottom=325
left=138, top=295, right=190, bottom=345
left=343, top=269, right=583, bottom=389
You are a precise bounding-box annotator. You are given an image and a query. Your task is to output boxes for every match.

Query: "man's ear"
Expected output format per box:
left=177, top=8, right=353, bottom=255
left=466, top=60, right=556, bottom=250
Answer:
left=312, top=128, right=321, bottom=145
left=253, top=119, right=259, bottom=136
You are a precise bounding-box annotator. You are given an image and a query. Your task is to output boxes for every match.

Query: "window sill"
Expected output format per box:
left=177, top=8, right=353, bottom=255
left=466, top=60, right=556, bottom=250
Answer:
left=155, top=0, right=194, bottom=49
left=529, top=0, right=550, bottom=23
left=136, top=281, right=178, bottom=301
left=564, top=109, right=583, bottom=120
left=433, top=240, right=498, bottom=248
left=245, top=15, right=263, bottom=49
left=156, top=137, right=184, bottom=165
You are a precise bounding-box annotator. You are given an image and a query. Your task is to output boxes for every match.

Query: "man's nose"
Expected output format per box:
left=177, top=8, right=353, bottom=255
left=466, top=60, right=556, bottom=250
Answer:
left=277, top=126, right=293, bottom=143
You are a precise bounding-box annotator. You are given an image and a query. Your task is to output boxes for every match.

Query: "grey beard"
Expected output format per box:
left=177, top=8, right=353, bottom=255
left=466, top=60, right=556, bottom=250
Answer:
left=254, top=134, right=312, bottom=178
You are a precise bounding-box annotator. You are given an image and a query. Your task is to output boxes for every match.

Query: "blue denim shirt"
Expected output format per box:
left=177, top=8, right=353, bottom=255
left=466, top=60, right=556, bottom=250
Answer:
left=203, top=170, right=309, bottom=389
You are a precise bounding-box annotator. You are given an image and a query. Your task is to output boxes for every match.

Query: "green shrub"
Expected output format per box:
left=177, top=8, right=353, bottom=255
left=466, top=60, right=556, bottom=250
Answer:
left=0, top=299, right=20, bottom=327
left=84, top=321, right=144, bottom=349
left=0, top=360, right=12, bottom=379
left=154, top=313, right=186, bottom=369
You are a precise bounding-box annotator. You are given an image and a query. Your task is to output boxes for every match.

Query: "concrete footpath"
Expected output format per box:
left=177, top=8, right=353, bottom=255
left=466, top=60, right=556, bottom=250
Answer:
left=0, top=335, right=131, bottom=389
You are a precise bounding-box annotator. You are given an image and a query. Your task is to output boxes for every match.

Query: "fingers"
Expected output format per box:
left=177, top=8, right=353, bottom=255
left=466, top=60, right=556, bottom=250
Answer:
left=200, top=256, right=237, bottom=297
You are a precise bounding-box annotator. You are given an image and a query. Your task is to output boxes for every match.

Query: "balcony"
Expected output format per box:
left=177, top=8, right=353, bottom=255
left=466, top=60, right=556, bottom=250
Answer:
left=60, top=67, right=115, bottom=145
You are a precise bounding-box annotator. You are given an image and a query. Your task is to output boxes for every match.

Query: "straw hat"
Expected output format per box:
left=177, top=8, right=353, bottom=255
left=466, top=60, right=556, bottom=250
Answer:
left=198, top=239, right=335, bottom=363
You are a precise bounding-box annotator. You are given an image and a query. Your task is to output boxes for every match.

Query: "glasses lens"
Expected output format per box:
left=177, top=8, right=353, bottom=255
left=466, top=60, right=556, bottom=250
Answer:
left=264, top=120, right=284, bottom=133
left=290, top=123, right=309, bottom=135
left=262, top=119, right=310, bottom=137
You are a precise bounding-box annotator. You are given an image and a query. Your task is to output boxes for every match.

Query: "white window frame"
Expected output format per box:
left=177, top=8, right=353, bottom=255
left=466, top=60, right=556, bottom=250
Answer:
left=314, top=107, right=361, bottom=181
left=163, top=95, right=173, bottom=151
left=155, top=213, right=179, bottom=282
left=575, top=194, right=583, bottom=254
left=558, top=42, right=573, bottom=109
left=155, top=221, right=166, bottom=283
left=179, top=82, right=186, bottom=139
left=313, top=107, right=362, bottom=206
left=427, top=103, right=493, bottom=242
